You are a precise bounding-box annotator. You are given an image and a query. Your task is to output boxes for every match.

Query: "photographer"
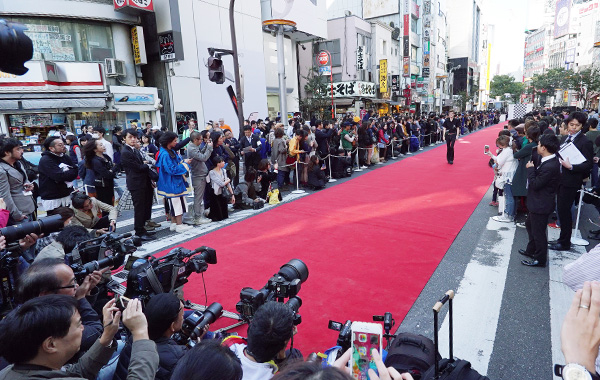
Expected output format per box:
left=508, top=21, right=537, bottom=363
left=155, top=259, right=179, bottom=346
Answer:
left=70, top=192, right=117, bottom=235
left=17, top=258, right=107, bottom=356
left=225, top=301, right=302, bottom=380
left=114, top=293, right=209, bottom=380
left=171, top=340, right=242, bottom=380
left=35, top=226, right=93, bottom=262
left=0, top=295, right=158, bottom=380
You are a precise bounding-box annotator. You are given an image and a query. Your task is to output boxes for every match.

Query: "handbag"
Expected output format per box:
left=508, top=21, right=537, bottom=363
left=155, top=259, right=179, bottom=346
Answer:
left=267, top=187, right=281, bottom=205
left=94, top=177, right=106, bottom=188
left=222, top=186, right=232, bottom=199
left=286, top=154, right=297, bottom=166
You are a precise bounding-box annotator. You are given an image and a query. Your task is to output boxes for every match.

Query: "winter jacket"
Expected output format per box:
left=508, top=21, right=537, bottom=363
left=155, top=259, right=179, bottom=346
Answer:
left=187, top=142, right=213, bottom=178
left=156, top=148, right=190, bottom=198
left=38, top=151, right=78, bottom=200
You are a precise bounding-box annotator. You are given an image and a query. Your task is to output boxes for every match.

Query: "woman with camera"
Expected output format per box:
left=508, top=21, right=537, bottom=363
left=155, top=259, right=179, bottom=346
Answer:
left=83, top=138, right=116, bottom=207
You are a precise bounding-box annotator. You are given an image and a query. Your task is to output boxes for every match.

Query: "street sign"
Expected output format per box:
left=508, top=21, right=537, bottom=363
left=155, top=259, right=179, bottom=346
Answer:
left=319, top=66, right=331, bottom=75
left=318, top=51, right=329, bottom=66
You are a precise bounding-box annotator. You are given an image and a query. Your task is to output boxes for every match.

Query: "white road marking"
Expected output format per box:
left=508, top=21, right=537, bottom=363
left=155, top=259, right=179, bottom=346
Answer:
left=437, top=218, right=516, bottom=375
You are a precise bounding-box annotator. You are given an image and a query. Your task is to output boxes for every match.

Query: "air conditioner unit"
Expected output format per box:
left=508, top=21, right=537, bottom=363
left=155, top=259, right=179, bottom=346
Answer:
left=104, top=58, right=126, bottom=77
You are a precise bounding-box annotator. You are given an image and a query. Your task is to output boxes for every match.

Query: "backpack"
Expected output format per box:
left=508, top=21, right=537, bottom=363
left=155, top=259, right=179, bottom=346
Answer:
left=410, top=136, right=420, bottom=152
left=384, top=332, right=440, bottom=380
left=421, top=358, right=490, bottom=380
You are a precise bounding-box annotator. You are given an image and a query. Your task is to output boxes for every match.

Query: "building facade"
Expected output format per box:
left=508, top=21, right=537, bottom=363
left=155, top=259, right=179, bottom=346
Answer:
left=0, top=0, right=161, bottom=148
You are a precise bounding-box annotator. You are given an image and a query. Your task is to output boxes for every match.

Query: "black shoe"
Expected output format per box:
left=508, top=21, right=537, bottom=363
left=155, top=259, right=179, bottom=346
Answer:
left=139, top=234, right=156, bottom=242
left=448, top=161, right=453, bottom=165
left=518, top=249, right=534, bottom=258
left=548, top=243, right=570, bottom=251
left=590, top=229, right=600, bottom=234
left=521, top=259, right=546, bottom=267
left=143, top=229, right=156, bottom=236
left=548, top=239, right=558, bottom=244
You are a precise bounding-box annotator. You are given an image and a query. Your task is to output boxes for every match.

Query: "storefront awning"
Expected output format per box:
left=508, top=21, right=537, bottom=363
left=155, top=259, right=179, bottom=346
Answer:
left=22, top=98, right=106, bottom=110
left=368, top=99, right=390, bottom=104
left=334, top=99, right=354, bottom=106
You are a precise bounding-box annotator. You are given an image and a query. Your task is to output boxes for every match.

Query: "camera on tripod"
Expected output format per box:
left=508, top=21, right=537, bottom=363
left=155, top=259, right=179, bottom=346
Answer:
left=123, top=246, right=217, bottom=303
left=236, top=259, right=308, bottom=322
left=172, top=302, right=223, bottom=347
left=66, top=232, right=142, bottom=282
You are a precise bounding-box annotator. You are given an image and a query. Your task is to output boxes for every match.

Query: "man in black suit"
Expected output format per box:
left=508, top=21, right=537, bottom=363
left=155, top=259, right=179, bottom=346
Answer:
left=239, top=125, right=261, bottom=171
left=521, top=134, right=561, bottom=267
left=549, top=111, right=594, bottom=251
left=315, top=120, right=334, bottom=163
left=442, top=111, right=461, bottom=164
left=120, top=129, right=156, bottom=241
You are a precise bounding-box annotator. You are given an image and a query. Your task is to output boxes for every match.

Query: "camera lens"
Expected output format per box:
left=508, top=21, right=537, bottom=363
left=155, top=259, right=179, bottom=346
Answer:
left=0, top=214, right=63, bottom=243
left=278, top=259, right=309, bottom=283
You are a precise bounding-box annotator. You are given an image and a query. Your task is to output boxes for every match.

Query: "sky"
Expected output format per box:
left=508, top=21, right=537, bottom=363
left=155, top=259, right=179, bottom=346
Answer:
left=487, top=0, right=547, bottom=79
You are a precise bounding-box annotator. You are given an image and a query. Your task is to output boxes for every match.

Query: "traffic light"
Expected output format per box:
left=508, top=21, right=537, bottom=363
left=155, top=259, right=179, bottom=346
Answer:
left=208, top=56, right=225, bottom=84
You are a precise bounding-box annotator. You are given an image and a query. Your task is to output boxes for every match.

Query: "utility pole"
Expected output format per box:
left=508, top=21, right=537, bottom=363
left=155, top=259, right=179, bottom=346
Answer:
left=229, top=0, right=244, bottom=134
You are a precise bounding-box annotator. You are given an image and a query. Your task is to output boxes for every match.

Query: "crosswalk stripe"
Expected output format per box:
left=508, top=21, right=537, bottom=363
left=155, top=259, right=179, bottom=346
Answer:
left=437, top=218, right=517, bottom=375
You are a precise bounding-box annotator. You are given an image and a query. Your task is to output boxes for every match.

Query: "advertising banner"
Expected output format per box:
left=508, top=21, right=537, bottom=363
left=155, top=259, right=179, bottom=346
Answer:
left=380, top=59, right=388, bottom=93
left=356, top=46, right=365, bottom=70
left=554, top=0, right=571, bottom=38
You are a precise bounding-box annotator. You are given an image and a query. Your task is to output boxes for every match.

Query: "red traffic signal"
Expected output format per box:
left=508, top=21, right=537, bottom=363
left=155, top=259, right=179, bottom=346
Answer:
left=208, top=56, right=225, bottom=84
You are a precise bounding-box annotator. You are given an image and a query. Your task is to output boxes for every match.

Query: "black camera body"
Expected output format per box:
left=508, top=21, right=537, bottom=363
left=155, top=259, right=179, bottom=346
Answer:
left=328, top=319, right=352, bottom=353
left=172, top=302, right=223, bottom=347
left=236, top=259, right=308, bottom=321
left=124, top=246, right=216, bottom=302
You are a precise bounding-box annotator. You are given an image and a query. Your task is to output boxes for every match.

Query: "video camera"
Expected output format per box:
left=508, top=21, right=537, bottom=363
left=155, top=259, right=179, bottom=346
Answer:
left=0, top=214, right=64, bottom=243
left=236, top=259, right=308, bottom=322
left=328, top=319, right=352, bottom=353
left=172, top=302, right=223, bottom=347
left=65, top=232, right=141, bottom=282
left=124, top=246, right=217, bottom=302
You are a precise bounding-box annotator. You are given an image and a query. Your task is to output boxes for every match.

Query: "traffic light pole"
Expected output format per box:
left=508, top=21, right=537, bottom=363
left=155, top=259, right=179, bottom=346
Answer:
left=229, top=0, right=245, bottom=134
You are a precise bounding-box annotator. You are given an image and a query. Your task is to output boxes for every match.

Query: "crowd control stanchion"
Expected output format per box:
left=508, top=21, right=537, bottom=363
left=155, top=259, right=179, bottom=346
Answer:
left=292, top=160, right=306, bottom=194
left=572, top=187, right=590, bottom=246
left=354, top=148, right=363, bottom=172
left=327, top=154, right=337, bottom=183
left=390, top=140, right=397, bottom=160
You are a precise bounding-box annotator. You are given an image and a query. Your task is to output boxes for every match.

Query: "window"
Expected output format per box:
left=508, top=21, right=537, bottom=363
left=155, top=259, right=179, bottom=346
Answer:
left=382, top=40, right=387, bottom=56
left=332, top=73, right=342, bottom=82
left=411, top=46, right=418, bottom=62
left=411, top=19, right=418, bottom=33
left=6, top=16, right=114, bottom=62
left=316, top=39, right=342, bottom=66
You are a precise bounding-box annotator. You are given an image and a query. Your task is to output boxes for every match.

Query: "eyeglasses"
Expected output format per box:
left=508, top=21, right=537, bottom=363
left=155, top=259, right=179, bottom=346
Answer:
left=52, top=278, right=78, bottom=290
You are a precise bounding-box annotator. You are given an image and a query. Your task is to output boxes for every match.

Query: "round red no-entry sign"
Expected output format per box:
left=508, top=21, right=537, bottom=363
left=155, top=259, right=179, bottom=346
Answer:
left=317, top=51, right=329, bottom=65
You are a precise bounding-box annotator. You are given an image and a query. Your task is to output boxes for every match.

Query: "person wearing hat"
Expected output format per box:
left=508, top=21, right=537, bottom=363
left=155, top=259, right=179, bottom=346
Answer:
left=114, top=293, right=209, bottom=380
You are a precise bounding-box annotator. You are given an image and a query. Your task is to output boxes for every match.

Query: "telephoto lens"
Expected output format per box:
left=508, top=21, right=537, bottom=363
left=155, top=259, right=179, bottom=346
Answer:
left=0, top=214, right=64, bottom=243
left=278, top=259, right=309, bottom=283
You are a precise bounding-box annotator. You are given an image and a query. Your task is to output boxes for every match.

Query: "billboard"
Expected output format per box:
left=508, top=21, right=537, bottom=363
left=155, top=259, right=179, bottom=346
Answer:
left=265, top=0, right=327, bottom=38
left=364, top=0, right=399, bottom=19
left=554, top=0, right=572, bottom=38
left=380, top=59, right=388, bottom=93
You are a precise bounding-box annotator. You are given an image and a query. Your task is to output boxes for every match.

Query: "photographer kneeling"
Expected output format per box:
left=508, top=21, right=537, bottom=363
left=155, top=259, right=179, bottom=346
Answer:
left=224, top=301, right=302, bottom=380
left=0, top=294, right=158, bottom=380
left=70, top=192, right=117, bottom=236
left=35, top=225, right=92, bottom=262
left=114, top=293, right=209, bottom=380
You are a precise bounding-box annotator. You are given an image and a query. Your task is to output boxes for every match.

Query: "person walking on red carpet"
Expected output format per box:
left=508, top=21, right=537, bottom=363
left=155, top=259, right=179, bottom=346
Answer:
left=442, top=111, right=461, bottom=164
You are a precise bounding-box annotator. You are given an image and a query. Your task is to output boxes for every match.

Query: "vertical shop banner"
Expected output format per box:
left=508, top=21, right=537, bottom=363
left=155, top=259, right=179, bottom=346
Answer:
left=391, top=75, right=400, bottom=93
left=380, top=59, right=388, bottom=93
left=356, top=46, right=364, bottom=70
left=403, top=57, right=410, bottom=77
left=131, top=26, right=147, bottom=65
left=403, top=12, right=410, bottom=77
left=554, top=0, right=571, bottom=38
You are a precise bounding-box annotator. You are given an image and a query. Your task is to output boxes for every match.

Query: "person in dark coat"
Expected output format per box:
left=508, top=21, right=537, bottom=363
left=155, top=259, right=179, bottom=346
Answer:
left=307, top=155, right=327, bottom=190
left=512, top=126, right=541, bottom=198
left=38, top=137, right=78, bottom=212
left=521, top=134, right=561, bottom=267
left=239, top=125, right=261, bottom=171
left=256, top=159, right=277, bottom=200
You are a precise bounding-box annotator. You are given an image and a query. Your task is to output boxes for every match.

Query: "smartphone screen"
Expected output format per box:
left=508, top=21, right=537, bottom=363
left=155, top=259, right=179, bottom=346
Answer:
left=484, top=145, right=490, bottom=154
left=351, top=331, right=381, bottom=379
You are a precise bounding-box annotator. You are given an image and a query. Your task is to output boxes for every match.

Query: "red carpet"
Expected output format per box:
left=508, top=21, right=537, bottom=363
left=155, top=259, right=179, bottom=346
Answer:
left=160, top=124, right=504, bottom=354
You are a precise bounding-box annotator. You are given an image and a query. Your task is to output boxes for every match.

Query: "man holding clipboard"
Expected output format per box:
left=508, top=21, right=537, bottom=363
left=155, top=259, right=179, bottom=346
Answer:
left=550, top=112, right=594, bottom=251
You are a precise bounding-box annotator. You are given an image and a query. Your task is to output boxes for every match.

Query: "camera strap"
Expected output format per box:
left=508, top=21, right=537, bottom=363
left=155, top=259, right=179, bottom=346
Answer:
left=145, top=266, right=165, bottom=294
